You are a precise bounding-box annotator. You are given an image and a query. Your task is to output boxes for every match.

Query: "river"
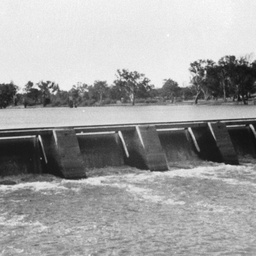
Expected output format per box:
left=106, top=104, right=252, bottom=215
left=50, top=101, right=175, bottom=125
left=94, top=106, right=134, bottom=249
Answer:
left=1, top=105, right=256, bottom=255
left=1, top=104, right=256, bottom=128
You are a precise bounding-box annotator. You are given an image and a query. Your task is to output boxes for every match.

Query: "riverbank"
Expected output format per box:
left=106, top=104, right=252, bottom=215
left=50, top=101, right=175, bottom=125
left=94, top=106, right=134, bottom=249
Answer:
left=6, top=98, right=256, bottom=109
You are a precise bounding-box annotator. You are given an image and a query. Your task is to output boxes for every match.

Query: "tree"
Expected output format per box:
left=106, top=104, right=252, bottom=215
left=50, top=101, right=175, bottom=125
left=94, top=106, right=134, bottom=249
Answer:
left=217, top=55, right=238, bottom=101
left=189, top=60, right=207, bottom=104
left=69, top=82, right=88, bottom=107
left=51, top=90, right=69, bottom=106
left=217, top=55, right=256, bottom=104
left=23, top=81, right=41, bottom=106
left=189, top=55, right=256, bottom=104
left=180, top=86, right=195, bottom=100
left=93, top=80, right=108, bottom=104
left=0, top=82, right=18, bottom=108
left=137, top=83, right=153, bottom=99
left=109, top=84, right=127, bottom=102
left=148, top=88, right=160, bottom=99
left=37, top=81, right=59, bottom=107
left=114, top=69, right=152, bottom=105
left=24, top=81, right=34, bottom=93
left=234, top=57, right=256, bottom=104
left=206, top=65, right=226, bottom=100
left=161, top=79, right=181, bottom=102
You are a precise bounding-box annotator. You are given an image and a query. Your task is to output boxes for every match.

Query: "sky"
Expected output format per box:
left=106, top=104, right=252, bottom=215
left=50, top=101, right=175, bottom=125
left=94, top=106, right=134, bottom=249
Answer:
left=1, top=0, right=256, bottom=90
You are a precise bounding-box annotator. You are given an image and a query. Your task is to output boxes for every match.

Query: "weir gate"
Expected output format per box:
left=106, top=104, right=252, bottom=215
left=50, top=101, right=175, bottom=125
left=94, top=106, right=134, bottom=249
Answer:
left=0, top=118, right=256, bottom=178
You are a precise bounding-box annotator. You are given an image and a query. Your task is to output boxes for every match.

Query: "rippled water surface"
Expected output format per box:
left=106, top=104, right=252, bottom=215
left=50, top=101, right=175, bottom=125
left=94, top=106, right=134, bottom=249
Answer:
left=1, top=163, right=256, bottom=255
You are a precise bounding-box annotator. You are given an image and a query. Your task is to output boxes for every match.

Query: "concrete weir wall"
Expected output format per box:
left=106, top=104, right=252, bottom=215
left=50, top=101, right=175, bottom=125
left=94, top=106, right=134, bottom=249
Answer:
left=0, top=118, right=256, bottom=179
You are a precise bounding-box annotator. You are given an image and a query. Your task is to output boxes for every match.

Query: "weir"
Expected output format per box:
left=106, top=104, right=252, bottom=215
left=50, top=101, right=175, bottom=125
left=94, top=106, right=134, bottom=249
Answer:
left=0, top=118, right=256, bottom=179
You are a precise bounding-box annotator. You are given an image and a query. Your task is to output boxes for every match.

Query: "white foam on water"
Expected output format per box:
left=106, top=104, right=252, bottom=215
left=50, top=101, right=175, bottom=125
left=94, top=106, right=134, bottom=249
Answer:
left=163, top=163, right=228, bottom=179
left=61, top=176, right=105, bottom=186
left=125, top=183, right=186, bottom=205
left=1, top=162, right=254, bottom=203
left=0, top=215, right=25, bottom=226
left=69, top=177, right=186, bottom=205
left=0, top=214, right=48, bottom=231
left=113, top=183, right=165, bottom=203
left=164, top=199, right=185, bottom=205
left=150, top=163, right=256, bottom=187
left=59, top=163, right=256, bottom=206
left=61, top=174, right=185, bottom=204
left=59, top=163, right=255, bottom=205
left=0, top=181, right=68, bottom=193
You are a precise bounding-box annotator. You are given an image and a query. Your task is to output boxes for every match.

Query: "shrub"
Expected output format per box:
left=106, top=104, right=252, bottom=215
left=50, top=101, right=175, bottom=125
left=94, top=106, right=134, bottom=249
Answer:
left=51, top=101, right=61, bottom=107
left=103, top=98, right=112, bottom=105
left=135, top=98, right=146, bottom=103
left=145, top=98, right=158, bottom=103
left=81, top=99, right=96, bottom=106
left=175, top=97, right=183, bottom=102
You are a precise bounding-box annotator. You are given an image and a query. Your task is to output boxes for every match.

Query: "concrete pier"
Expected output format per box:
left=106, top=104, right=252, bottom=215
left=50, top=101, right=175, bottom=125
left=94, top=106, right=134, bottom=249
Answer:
left=52, top=129, right=87, bottom=179
left=122, top=125, right=168, bottom=171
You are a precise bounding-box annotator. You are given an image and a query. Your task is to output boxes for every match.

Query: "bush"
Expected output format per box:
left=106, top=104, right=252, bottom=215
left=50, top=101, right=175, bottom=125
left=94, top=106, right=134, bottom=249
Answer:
left=135, top=98, right=146, bottom=103
left=145, top=98, right=158, bottom=103
left=81, top=99, right=96, bottom=106
left=26, top=98, right=37, bottom=106
left=102, top=98, right=113, bottom=105
left=175, top=97, right=183, bottom=102
left=135, top=98, right=159, bottom=104
left=43, top=98, right=51, bottom=107
left=51, top=101, right=61, bottom=107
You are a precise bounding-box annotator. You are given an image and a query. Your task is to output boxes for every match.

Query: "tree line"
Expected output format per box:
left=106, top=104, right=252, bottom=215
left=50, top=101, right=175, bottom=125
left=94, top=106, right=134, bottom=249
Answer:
left=189, top=55, right=256, bottom=104
left=1, top=54, right=256, bottom=108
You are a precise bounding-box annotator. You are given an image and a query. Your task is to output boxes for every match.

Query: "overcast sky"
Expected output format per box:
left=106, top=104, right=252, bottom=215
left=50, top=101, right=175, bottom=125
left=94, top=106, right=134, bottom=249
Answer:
left=1, top=0, right=256, bottom=90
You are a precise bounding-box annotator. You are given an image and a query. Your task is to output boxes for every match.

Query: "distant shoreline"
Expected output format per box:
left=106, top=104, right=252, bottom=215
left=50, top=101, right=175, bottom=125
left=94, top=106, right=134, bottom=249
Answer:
left=6, top=98, right=256, bottom=109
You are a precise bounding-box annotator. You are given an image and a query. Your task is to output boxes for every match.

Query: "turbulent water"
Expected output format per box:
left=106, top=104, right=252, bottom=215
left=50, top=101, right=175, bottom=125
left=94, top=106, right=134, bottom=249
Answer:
left=1, top=161, right=256, bottom=255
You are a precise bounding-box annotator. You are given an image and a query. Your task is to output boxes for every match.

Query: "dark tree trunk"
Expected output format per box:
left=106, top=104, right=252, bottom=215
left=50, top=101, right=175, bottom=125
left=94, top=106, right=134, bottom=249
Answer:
left=132, top=96, right=135, bottom=105
left=194, top=90, right=201, bottom=104
left=241, top=91, right=247, bottom=105
left=222, top=82, right=227, bottom=102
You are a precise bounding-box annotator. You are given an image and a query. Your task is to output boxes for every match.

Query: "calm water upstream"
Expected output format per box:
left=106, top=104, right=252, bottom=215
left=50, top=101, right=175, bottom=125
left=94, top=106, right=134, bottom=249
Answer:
left=0, top=104, right=256, bottom=128
left=1, top=105, right=256, bottom=255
